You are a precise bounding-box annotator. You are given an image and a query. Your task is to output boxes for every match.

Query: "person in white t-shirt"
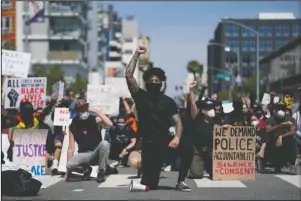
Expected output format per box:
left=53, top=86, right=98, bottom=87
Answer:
left=293, top=105, right=301, bottom=165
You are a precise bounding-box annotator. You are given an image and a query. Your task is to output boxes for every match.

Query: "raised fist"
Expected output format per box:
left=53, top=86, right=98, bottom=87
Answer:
left=189, top=81, right=197, bottom=89
left=7, top=89, right=19, bottom=107
left=135, top=46, right=147, bottom=54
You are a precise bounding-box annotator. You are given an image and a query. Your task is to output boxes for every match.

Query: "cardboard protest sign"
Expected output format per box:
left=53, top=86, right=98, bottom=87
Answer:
left=4, top=77, right=47, bottom=109
left=53, top=108, right=70, bottom=126
left=1, top=50, right=31, bottom=78
left=87, top=85, right=120, bottom=115
left=213, top=125, right=256, bottom=181
left=13, top=129, right=48, bottom=176
left=51, top=81, right=64, bottom=100
left=105, top=77, right=131, bottom=98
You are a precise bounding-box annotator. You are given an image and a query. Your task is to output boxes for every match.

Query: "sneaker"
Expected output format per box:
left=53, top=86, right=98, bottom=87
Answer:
left=83, top=167, right=92, bottom=181
left=97, top=171, right=106, bottom=183
left=164, top=165, right=171, bottom=172
left=51, top=160, right=59, bottom=175
left=176, top=181, right=191, bottom=192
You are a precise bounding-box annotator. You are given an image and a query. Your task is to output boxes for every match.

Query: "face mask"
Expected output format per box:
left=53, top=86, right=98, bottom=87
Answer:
left=277, top=110, right=285, bottom=118
left=284, top=97, right=293, bottom=108
left=207, top=109, right=215, bottom=118
left=251, top=120, right=259, bottom=127
left=79, top=112, right=89, bottom=120
left=145, top=83, right=162, bottom=93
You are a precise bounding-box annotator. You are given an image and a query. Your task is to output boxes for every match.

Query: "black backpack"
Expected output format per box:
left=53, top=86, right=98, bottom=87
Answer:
left=2, top=169, right=42, bottom=196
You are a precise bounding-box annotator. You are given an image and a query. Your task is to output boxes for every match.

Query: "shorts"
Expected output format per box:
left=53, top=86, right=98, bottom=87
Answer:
left=54, top=135, right=64, bottom=143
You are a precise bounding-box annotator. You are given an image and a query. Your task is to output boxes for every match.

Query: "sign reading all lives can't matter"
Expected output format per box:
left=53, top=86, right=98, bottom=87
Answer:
left=4, top=77, right=47, bottom=109
left=212, top=125, right=256, bottom=181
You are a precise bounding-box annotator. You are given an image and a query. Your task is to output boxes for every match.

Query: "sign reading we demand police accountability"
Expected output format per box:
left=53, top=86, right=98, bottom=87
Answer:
left=213, top=125, right=256, bottom=181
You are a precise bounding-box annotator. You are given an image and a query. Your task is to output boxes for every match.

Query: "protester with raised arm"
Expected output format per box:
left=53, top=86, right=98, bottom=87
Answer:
left=126, top=46, right=182, bottom=191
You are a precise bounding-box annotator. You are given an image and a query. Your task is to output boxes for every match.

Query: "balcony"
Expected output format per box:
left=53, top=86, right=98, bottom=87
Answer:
left=47, top=3, right=87, bottom=24
left=48, top=51, right=82, bottom=60
left=48, top=29, right=84, bottom=41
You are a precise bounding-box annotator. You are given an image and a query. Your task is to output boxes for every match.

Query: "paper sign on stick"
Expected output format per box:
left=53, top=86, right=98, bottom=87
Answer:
left=1, top=50, right=31, bottom=78
left=53, top=108, right=70, bottom=126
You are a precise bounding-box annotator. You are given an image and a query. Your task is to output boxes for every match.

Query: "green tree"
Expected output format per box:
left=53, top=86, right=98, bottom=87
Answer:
left=47, top=65, right=65, bottom=92
left=69, top=73, right=87, bottom=94
left=32, top=64, right=48, bottom=77
left=186, top=60, right=203, bottom=78
left=2, top=41, right=15, bottom=50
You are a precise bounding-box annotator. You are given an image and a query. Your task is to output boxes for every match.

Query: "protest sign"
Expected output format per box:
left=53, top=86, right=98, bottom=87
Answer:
left=213, top=125, right=256, bottom=181
left=87, top=85, right=120, bottom=115
left=51, top=81, right=64, bottom=100
left=53, top=108, right=70, bottom=126
left=13, top=129, right=48, bottom=176
left=4, top=77, right=47, bottom=109
left=105, top=77, right=131, bottom=98
left=261, top=93, right=280, bottom=105
left=1, top=50, right=31, bottom=78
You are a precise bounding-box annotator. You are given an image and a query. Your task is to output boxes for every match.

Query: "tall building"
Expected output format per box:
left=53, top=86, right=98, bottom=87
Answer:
left=100, top=5, right=123, bottom=78
left=1, top=0, right=16, bottom=50
left=207, top=13, right=301, bottom=95
left=15, top=1, right=89, bottom=84
left=260, top=36, right=301, bottom=96
left=122, top=16, right=140, bottom=82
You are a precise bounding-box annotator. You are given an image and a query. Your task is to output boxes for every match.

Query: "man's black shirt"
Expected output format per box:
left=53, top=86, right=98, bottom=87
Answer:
left=132, top=88, right=179, bottom=141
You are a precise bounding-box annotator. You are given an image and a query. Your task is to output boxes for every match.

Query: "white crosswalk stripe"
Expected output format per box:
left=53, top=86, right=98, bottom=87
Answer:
left=34, top=175, right=64, bottom=189
left=35, top=173, right=300, bottom=189
left=275, top=175, right=301, bottom=189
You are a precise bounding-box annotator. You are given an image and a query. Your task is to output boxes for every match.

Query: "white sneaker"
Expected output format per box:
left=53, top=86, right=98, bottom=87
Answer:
left=110, top=161, right=119, bottom=168
left=164, top=165, right=171, bottom=172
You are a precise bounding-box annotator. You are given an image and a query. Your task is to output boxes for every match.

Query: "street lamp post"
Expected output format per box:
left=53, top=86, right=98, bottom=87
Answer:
left=221, top=19, right=260, bottom=102
left=208, top=42, right=238, bottom=100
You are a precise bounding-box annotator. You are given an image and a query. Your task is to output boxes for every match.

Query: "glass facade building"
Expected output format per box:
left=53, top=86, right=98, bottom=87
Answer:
left=207, top=18, right=301, bottom=95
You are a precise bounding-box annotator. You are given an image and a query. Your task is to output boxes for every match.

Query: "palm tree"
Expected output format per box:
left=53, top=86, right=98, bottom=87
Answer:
left=186, top=60, right=203, bottom=79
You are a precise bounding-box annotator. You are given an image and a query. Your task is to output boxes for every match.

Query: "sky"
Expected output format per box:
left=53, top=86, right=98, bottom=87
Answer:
left=103, top=1, right=300, bottom=97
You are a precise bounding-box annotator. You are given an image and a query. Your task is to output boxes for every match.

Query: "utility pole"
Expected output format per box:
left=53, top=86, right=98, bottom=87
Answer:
left=23, top=1, right=30, bottom=53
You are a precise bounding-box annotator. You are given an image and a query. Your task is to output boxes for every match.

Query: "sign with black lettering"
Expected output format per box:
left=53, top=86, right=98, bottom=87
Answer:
left=213, top=125, right=256, bottom=181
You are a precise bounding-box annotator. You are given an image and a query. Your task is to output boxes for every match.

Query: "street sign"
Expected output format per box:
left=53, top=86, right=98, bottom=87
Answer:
left=215, top=73, right=230, bottom=79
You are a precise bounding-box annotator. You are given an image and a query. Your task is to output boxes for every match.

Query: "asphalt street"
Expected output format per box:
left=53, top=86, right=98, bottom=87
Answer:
left=2, top=166, right=300, bottom=200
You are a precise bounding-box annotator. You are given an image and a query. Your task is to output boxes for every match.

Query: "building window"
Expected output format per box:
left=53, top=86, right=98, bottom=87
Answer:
left=259, top=40, right=273, bottom=52
left=258, top=26, right=273, bottom=37
left=242, top=40, right=256, bottom=52
left=241, top=26, right=256, bottom=37
left=275, top=26, right=290, bottom=37
left=275, top=40, right=288, bottom=49
left=292, top=25, right=301, bottom=36
left=1, top=17, right=11, bottom=32
left=124, top=50, right=133, bottom=54
left=224, top=25, right=239, bottom=37
left=1, top=0, right=11, bottom=9
left=124, top=38, right=133, bottom=43
left=225, top=40, right=239, bottom=51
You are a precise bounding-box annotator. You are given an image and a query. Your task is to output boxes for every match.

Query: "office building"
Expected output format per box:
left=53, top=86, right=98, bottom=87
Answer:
left=207, top=13, right=301, bottom=95
left=260, top=36, right=301, bottom=97
left=1, top=0, right=16, bottom=50
left=97, top=4, right=124, bottom=78
left=15, top=1, right=89, bottom=84
left=121, top=16, right=141, bottom=84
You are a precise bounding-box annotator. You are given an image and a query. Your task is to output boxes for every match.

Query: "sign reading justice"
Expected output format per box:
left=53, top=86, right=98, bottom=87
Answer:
left=213, top=125, right=256, bottom=181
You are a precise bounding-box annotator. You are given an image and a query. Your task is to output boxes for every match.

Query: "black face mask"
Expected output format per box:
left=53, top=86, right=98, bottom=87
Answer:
left=145, top=83, right=162, bottom=94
